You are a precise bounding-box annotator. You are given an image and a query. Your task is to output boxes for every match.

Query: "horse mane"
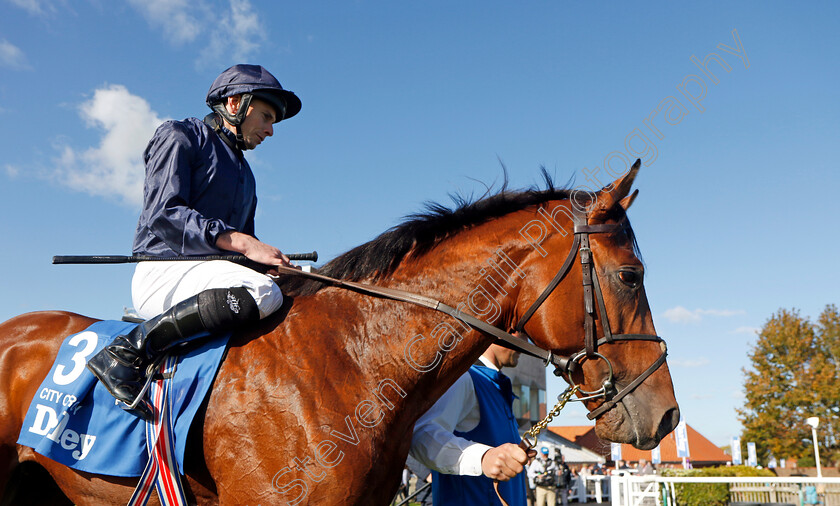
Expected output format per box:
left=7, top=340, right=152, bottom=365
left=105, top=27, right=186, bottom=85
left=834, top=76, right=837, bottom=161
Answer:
left=279, top=169, right=625, bottom=296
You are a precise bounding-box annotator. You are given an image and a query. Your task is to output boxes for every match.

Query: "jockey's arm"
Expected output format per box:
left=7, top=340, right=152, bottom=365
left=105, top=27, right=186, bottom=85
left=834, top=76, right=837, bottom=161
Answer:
left=216, top=231, right=294, bottom=273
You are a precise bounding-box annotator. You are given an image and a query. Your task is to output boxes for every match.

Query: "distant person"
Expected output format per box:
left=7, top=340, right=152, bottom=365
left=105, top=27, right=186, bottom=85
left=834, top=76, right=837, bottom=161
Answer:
left=396, top=466, right=411, bottom=501
left=555, top=452, right=572, bottom=506
left=528, top=447, right=557, bottom=506
left=416, top=474, right=433, bottom=506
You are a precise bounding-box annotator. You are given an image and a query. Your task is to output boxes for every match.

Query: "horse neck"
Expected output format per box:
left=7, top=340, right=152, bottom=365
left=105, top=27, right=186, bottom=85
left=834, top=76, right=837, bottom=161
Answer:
left=362, top=209, right=549, bottom=416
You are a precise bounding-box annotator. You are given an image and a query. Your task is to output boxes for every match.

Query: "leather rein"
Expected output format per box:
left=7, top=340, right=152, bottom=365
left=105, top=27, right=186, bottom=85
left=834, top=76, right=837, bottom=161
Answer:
left=272, top=208, right=667, bottom=421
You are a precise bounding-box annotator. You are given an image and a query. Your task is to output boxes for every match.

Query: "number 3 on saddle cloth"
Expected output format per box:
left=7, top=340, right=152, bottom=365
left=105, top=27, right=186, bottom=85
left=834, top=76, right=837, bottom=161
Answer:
left=17, top=320, right=229, bottom=477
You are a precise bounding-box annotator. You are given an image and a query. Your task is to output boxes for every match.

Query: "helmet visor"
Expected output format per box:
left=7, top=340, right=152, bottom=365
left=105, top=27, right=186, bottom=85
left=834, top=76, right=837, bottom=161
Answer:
left=251, top=90, right=289, bottom=123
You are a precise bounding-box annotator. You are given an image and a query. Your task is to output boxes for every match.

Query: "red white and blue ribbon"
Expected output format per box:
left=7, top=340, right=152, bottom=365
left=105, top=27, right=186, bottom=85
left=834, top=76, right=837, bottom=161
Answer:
left=127, top=356, right=188, bottom=506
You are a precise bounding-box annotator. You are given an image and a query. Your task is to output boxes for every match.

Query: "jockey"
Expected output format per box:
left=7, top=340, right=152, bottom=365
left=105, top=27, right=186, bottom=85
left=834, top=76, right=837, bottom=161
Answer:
left=86, top=64, right=301, bottom=420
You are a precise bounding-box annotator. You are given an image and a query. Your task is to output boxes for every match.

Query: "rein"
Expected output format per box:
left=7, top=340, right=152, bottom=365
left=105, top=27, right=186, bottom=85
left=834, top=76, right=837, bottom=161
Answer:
left=272, top=265, right=559, bottom=367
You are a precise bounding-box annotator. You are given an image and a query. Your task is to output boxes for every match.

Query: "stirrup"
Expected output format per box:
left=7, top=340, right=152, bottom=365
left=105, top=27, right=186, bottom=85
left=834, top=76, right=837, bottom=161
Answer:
left=117, top=398, right=153, bottom=421
left=124, top=355, right=167, bottom=414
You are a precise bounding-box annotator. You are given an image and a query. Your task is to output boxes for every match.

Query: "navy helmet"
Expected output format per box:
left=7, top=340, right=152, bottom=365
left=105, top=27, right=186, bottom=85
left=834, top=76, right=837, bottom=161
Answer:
left=206, top=64, right=301, bottom=125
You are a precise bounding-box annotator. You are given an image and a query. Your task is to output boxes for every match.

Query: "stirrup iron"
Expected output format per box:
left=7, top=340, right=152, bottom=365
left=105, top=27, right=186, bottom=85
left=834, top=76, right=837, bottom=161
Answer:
left=124, top=355, right=167, bottom=411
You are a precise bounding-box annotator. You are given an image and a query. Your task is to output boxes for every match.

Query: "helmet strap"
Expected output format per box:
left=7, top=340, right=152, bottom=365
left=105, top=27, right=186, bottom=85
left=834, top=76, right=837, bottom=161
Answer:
left=233, top=124, right=248, bottom=151
left=204, top=113, right=238, bottom=152
left=211, top=93, right=255, bottom=151
left=236, top=93, right=254, bottom=124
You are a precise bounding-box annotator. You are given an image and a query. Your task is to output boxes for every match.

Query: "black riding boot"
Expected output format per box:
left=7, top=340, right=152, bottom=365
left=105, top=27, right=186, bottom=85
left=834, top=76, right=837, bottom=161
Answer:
left=86, top=287, right=259, bottom=420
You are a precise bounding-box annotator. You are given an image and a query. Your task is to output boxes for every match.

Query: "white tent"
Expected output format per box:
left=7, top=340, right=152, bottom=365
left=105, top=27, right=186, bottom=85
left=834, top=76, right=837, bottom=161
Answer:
left=523, top=429, right=605, bottom=465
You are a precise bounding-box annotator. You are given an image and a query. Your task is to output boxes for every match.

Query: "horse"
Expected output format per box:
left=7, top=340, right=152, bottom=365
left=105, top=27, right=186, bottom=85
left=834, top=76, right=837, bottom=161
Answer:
left=0, top=160, right=679, bottom=505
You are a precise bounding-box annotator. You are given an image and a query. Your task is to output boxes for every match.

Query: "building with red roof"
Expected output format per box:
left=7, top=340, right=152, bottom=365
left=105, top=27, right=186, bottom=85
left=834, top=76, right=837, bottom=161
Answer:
left=548, top=424, right=731, bottom=467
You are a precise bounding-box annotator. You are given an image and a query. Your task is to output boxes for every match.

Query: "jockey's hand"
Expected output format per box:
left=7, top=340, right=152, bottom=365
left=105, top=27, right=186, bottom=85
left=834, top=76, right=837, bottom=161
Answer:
left=216, top=231, right=300, bottom=274
left=480, top=443, right=531, bottom=481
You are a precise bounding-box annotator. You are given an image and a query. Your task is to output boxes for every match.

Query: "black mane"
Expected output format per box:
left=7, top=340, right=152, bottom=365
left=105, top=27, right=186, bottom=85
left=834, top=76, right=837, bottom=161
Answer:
left=280, top=170, right=581, bottom=296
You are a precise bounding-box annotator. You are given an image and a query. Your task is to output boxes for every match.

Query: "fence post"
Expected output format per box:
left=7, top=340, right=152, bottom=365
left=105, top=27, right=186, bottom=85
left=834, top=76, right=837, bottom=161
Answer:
left=610, top=473, right=622, bottom=506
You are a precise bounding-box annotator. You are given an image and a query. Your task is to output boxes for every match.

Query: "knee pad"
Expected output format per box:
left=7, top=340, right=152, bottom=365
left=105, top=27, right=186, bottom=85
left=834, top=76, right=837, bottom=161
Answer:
left=197, top=287, right=259, bottom=331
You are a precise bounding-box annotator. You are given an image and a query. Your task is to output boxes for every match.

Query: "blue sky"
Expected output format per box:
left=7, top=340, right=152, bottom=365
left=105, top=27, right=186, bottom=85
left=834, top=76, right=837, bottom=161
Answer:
left=1, top=1, right=838, bottom=449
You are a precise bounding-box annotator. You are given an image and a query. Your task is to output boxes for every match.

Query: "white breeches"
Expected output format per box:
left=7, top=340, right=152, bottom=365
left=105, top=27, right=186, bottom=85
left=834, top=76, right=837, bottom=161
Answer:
left=131, top=260, right=284, bottom=320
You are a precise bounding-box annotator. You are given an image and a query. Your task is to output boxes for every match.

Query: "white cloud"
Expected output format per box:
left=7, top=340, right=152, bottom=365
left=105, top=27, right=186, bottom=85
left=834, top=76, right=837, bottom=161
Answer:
left=733, top=326, right=759, bottom=335
left=127, top=0, right=266, bottom=66
left=662, top=306, right=700, bottom=323
left=227, top=0, right=263, bottom=58
left=54, top=85, right=168, bottom=207
left=661, top=306, right=746, bottom=324
left=0, top=39, right=30, bottom=70
left=8, top=0, right=57, bottom=16
left=698, top=309, right=746, bottom=317
left=5, top=164, right=20, bottom=178
left=126, top=0, right=203, bottom=44
left=199, top=0, right=266, bottom=68
left=670, top=357, right=710, bottom=368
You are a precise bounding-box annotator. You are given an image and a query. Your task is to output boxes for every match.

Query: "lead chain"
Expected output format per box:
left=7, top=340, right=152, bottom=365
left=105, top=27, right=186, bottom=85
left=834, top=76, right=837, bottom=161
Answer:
left=522, top=385, right=580, bottom=448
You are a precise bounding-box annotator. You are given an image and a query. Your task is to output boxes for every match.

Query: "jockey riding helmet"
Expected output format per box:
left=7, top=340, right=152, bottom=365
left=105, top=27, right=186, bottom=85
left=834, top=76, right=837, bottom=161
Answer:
left=206, top=64, right=301, bottom=128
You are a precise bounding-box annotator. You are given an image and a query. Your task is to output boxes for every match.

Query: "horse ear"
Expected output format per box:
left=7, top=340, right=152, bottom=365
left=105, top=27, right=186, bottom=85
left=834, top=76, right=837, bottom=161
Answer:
left=620, top=189, right=639, bottom=210
left=592, top=158, right=641, bottom=216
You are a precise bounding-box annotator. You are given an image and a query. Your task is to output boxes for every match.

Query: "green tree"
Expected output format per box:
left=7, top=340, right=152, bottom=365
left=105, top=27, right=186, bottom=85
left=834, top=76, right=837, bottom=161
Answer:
left=737, top=306, right=840, bottom=467
left=811, top=304, right=840, bottom=465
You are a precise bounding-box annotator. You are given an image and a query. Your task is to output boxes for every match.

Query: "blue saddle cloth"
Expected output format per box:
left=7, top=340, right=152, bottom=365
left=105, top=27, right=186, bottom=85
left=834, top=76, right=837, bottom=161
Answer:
left=17, top=320, right=229, bottom=477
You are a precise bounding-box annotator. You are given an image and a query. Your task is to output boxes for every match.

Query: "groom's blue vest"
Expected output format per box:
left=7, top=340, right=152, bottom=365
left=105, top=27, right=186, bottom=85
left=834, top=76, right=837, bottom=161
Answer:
left=432, top=365, right=526, bottom=506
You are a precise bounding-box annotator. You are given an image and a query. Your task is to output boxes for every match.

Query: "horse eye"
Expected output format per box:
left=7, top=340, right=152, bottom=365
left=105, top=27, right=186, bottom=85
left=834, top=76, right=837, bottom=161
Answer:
left=618, top=269, right=641, bottom=287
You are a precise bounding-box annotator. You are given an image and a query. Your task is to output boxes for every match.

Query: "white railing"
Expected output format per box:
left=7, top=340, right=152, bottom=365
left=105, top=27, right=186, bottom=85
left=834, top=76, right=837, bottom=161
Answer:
left=610, top=474, right=840, bottom=506
left=573, top=474, right=611, bottom=503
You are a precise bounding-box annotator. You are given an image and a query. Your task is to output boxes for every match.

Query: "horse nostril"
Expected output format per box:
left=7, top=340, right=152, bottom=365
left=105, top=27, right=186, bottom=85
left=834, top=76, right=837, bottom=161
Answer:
left=657, top=407, right=680, bottom=439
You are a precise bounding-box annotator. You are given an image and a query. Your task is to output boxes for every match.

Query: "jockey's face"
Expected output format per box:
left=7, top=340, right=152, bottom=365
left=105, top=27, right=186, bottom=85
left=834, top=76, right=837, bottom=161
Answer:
left=239, top=98, right=276, bottom=150
left=224, top=95, right=276, bottom=150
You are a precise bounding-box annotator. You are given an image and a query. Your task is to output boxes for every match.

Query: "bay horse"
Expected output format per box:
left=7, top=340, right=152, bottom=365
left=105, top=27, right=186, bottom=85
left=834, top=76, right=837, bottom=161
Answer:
left=0, top=161, right=679, bottom=505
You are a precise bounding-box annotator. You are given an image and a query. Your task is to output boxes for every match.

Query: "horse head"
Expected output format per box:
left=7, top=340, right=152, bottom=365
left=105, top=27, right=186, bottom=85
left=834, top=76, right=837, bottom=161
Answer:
left=512, top=160, right=679, bottom=450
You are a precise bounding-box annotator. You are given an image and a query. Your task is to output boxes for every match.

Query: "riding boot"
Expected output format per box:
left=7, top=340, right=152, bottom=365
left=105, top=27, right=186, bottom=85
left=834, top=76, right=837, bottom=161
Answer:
left=86, top=287, right=259, bottom=420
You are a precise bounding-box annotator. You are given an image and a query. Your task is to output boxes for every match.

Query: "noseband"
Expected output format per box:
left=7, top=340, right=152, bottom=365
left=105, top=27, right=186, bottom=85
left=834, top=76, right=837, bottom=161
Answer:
left=511, top=208, right=668, bottom=420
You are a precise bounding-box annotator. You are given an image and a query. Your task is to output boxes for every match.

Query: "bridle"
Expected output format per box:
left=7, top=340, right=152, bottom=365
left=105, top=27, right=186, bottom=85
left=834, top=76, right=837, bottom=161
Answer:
left=510, top=207, right=668, bottom=420
left=271, top=207, right=667, bottom=420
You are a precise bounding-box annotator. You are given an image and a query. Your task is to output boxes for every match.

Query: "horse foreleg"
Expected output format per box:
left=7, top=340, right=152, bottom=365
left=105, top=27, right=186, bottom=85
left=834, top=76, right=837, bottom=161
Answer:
left=0, top=312, right=122, bottom=505
left=0, top=447, right=72, bottom=506
left=0, top=443, right=15, bottom=504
